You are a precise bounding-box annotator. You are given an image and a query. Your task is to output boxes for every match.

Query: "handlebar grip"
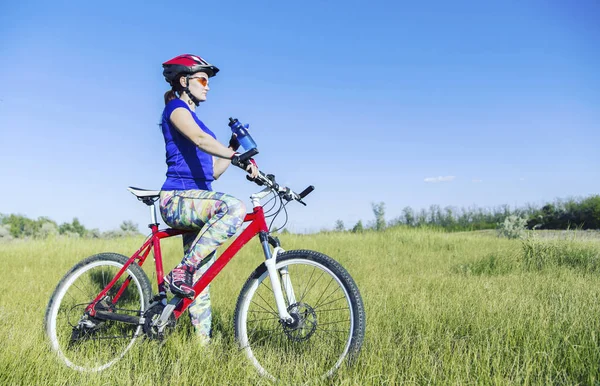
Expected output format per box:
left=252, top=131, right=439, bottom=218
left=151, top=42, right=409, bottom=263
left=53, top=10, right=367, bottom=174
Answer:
left=298, top=185, right=315, bottom=199
left=239, top=148, right=258, bottom=163
left=232, top=148, right=259, bottom=170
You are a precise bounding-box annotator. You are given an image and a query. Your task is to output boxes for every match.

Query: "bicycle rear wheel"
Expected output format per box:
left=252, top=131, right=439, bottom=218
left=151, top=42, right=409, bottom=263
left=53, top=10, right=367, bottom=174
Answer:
left=44, top=253, right=152, bottom=372
left=234, top=250, right=365, bottom=382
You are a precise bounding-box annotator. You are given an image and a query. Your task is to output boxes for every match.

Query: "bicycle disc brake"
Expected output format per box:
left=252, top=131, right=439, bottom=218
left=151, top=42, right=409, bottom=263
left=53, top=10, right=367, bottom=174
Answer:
left=143, top=304, right=176, bottom=341
left=281, top=302, right=317, bottom=341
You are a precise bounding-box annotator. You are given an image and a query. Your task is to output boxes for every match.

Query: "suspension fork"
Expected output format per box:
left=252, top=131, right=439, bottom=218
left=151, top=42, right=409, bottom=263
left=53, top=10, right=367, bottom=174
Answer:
left=278, top=252, right=297, bottom=308
left=259, top=233, right=294, bottom=323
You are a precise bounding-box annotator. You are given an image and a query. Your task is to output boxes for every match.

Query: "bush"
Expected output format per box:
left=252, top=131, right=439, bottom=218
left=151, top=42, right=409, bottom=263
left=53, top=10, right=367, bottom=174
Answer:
left=0, top=224, right=12, bottom=240
left=38, top=222, right=58, bottom=238
left=497, top=215, right=527, bottom=239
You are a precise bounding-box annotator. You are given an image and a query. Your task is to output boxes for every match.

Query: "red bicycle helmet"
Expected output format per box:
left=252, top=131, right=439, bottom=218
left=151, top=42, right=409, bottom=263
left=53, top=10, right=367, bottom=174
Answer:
left=162, top=54, right=220, bottom=85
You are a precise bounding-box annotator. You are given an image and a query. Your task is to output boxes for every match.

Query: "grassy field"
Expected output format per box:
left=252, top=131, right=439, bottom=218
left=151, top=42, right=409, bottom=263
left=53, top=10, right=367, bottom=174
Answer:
left=1, top=228, right=600, bottom=385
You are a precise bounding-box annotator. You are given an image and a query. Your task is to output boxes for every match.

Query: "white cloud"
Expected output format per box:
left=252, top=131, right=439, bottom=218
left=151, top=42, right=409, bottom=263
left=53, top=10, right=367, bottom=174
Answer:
left=424, top=176, right=456, bottom=183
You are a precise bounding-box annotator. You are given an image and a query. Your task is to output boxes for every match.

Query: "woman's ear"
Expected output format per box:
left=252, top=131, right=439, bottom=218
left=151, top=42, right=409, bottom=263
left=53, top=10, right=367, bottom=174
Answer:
left=179, top=76, right=188, bottom=88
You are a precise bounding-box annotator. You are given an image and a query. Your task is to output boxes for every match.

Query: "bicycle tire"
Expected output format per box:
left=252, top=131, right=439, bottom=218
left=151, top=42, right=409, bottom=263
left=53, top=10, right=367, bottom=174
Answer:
left=233, top=249, right=365, bottom=381
left=44, top=253, right=152, bottom=372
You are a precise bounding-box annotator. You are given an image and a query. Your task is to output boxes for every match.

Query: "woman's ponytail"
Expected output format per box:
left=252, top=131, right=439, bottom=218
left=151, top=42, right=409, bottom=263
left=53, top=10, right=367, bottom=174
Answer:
left=164, top=89, right=177, bottom=105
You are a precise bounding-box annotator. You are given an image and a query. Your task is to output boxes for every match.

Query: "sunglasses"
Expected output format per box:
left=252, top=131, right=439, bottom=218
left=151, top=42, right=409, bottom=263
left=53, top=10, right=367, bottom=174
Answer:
left=189, top=76, right=209, bottom=87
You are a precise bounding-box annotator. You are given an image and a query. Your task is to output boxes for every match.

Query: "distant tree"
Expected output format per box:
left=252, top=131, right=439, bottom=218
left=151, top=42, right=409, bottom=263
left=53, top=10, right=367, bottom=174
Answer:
left=429, top=204, right=441, bottom=226
left=5, top=214, right=37, bottom=238
left=59, top=217, right=87, bottom=237
left=100, top=221, right=141, bottom=238
left=579, top=195, right=600, bottom=229
left=417, top=209, right=427, bottom=226
left=334, top=220, right=345, bottom=232
left=441, top=206, right=455, bottom=228
left=387, top=216, right=403, bottom=227
left=351, top=220, right=364, bottom=233
left=372, top=202, right=386, bottom=231
left=402, top=206, right=415, bottom=226
left=120, top=220, right=139, bottom=234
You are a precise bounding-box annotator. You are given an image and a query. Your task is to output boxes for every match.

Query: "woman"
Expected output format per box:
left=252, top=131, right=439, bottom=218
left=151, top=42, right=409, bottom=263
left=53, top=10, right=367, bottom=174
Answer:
left=159, top=54, right=258, bottom=344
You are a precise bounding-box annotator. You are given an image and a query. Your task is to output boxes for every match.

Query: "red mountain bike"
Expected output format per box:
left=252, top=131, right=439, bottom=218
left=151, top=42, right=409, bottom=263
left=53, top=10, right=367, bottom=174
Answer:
left=44, top=151, right=365, bottom=381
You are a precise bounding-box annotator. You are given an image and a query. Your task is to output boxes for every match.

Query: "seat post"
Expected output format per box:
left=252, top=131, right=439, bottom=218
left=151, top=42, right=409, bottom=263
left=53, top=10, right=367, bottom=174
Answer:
left=150, top=202, right=158, bottom=226
left=140, top=197, right=159, bottom=227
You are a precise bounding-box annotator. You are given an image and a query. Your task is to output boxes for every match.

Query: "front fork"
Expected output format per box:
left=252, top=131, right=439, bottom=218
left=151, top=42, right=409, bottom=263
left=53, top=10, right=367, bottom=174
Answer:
left=260, top=238, right=297, bottom=323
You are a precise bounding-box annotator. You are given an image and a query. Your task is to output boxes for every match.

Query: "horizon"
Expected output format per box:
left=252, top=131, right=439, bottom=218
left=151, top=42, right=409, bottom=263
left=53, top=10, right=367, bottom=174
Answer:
left=2, top=192, right=598, bottom=234
left=1, top=1, right=598, bottom=233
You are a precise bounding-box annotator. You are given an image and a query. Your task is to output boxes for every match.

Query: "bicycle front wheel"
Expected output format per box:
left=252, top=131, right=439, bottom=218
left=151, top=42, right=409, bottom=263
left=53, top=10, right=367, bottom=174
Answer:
left=234, top=250, right=365, bottom=381
left=44, top=253, right=152, bottom=372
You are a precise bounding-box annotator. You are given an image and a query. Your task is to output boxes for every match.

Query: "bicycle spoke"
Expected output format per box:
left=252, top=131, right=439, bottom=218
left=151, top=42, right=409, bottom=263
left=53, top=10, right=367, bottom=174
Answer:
left=250, top=297, right=278, bottom=317
left=259, top=278, right=273, bottom=293
left=254, top=287, right=278, bottom=314
left=47, top=256, right=148, bottom=372
left=297, top=266, right=319, bottom=304
left=247, top=316, right=279, bottom=323
left=72, top=282, right=90, bottom=298
left=243, top=327, right=285, bottom=349
left=315, top=327, right=349, bottom=335
left=236, top=254, right=364, bottom=382
left=318, top=319, right=350, bottom=326
left=315, top=327, right=348, bottom=345
left=313, top=306, right=351, bottom=313
left=248, top=309, right=279, bottom=315
left=65, top=289, right=81, bottom=304
left=311, top=276, right=336, bottom=307
left=313, top=295, right=347, bottom=310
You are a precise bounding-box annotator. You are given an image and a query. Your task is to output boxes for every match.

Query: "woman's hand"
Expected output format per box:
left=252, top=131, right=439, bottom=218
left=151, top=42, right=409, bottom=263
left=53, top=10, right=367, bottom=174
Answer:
left=228, top=134, right=240, bottom=151
left=246, top=159, right=259, bottom=179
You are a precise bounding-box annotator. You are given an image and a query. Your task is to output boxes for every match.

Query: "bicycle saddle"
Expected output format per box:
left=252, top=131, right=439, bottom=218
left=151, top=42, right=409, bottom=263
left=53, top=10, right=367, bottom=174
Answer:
left=127, top=187, right=160, bottom=203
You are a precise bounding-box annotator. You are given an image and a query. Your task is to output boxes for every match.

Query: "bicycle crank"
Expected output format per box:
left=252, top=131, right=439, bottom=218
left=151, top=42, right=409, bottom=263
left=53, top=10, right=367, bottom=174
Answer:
left=143, top=304, right=176, bottom=341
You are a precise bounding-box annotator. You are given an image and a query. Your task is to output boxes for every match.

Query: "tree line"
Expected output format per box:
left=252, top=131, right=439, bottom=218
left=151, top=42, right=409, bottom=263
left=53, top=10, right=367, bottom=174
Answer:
left=335, top=195, right=600, bottom=232
left=0, top=214, right=140, bottom=240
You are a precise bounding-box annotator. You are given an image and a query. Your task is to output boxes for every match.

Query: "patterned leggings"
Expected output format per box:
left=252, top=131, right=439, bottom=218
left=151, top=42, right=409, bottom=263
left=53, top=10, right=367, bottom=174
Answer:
left=159, top=190, right=246, bottom=342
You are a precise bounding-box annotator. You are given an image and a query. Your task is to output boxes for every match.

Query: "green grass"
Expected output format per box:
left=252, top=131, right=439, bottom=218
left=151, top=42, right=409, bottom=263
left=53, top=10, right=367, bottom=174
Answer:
left=1, top=228, right=600, bottom=385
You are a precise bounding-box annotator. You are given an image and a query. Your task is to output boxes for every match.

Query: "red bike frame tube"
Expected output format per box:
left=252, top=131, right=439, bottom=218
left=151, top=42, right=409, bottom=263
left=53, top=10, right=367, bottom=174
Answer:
left=87, top=226, right=187, bottom=314
left=173, top=206, right=269, bottom=318
left=86, top=207, right=265, bottom=318
left=86, top=253, right=141, bottom=315
left=111, top=237, right=154, bottom=304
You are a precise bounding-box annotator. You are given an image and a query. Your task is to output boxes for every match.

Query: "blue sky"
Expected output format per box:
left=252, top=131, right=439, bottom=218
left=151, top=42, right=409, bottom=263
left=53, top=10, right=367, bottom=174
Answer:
left=1, top=0, right=598, bottom=233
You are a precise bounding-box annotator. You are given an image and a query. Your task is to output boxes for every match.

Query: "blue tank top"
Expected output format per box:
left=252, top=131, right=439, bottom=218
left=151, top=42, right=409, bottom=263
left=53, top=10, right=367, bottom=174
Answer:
left=161, top=99, right=217, bottom=191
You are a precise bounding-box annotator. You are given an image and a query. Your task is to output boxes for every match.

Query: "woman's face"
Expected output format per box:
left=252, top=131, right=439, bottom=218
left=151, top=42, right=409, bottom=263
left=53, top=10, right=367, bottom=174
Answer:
left=184, top=73, right=210, bottom=102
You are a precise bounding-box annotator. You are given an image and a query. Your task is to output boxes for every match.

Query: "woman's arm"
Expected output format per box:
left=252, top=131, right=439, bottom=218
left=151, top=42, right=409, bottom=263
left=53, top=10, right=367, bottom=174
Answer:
left=170, top=107, right=235, bottom=159
left=213, top=154, right=232, bottom=179
left=213, top=134, right=241, bottom=179
left=170, top=108, right=258, bottom=179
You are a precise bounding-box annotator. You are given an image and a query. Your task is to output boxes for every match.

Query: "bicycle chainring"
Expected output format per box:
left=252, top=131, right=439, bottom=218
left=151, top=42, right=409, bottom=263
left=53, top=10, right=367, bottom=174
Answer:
left=143, top=304, right=176, bottom=341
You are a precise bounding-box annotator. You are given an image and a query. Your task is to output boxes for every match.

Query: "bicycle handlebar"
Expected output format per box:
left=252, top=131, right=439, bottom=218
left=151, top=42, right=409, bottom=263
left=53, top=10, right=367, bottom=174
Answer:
left=231, top=148, right=314, bottom=205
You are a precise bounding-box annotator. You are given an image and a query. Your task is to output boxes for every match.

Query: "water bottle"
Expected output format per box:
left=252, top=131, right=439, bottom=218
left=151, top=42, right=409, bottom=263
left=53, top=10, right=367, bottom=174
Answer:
left=228, top=117, right=258, bottom=151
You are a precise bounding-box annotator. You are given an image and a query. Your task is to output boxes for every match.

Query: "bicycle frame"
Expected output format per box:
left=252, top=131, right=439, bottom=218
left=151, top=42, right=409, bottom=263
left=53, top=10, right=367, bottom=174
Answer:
left=86, top=187, right=293, bottom=323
